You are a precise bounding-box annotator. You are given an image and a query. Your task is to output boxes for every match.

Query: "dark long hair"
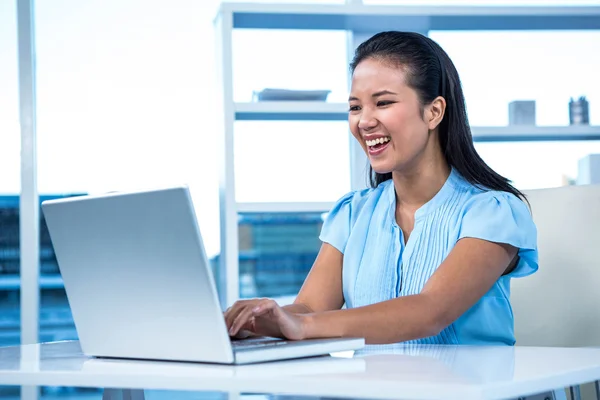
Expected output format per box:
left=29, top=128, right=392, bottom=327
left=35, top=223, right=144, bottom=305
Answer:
left=350, top=31, right=527, bottom=203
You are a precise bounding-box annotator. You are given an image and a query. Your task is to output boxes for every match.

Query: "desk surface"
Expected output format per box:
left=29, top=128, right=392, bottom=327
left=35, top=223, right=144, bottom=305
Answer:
left=1, top=341, right=600, bottom=400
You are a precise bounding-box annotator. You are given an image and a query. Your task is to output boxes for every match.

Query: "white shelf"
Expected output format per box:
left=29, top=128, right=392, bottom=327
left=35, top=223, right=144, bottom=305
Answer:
left=235, top=102, right=347, bottom=121
left=237, top=202, right=334, bottom=213
left=220, top=3, right=600, bottom=31
left=235, top=103, right=600, bottom=141
left=471, top=125, right=600, bottom=142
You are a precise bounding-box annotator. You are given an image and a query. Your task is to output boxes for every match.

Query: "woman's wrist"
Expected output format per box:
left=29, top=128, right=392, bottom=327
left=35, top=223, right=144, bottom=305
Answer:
left=299, top=313, right=317, bottom=340
left=300, top=311, right=339, bottom=340
left=282, top=303, right=313, bottom=315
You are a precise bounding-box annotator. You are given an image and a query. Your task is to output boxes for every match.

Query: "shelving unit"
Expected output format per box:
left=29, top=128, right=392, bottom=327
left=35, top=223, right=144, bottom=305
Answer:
left=237, top=201, right=336, bottom=213
left=235, top=101, right=600, bottom=141
left=214, top=2, right=600, bottom=307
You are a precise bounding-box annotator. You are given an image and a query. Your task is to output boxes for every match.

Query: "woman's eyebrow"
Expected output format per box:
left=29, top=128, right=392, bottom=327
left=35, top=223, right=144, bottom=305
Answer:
left=372, top=90, right=397, bottom=97
left=348, top=90, right=398, bottom=102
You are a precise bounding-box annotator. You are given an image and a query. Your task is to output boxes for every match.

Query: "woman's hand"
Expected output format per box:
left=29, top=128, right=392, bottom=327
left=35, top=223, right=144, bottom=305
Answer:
left=224, top=298, right=309, bottom=341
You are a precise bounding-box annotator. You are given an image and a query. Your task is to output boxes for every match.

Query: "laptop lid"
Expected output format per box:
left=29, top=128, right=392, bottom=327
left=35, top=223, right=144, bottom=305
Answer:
left=42, top=186, right=235, bottom=363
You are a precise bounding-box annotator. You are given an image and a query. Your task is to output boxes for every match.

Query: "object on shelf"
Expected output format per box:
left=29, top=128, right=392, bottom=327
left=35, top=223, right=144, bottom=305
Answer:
left=508, top=100, right=536, bottom=125
left=561, top=174, right=576, bottom=186
left=577, top=154, right=600, bottom=185
left=252, top=88, right=331, bottom=102
left=569, top=96, right=590, bottom=125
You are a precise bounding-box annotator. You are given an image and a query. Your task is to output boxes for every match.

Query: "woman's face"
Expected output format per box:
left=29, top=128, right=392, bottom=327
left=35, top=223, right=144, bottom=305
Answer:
left=348, top=58, right=439, bottom=175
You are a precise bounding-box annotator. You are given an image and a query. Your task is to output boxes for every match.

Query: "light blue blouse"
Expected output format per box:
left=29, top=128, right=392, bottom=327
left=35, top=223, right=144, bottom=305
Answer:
left=319, top=168, right=538, bottom=345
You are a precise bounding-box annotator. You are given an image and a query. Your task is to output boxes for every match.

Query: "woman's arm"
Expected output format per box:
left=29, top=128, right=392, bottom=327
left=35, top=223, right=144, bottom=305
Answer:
left=302, top=237, right=517, bottom=344
left=225, top=242, right=344, bottom=335
left=286, top=242, right=345, bottom=313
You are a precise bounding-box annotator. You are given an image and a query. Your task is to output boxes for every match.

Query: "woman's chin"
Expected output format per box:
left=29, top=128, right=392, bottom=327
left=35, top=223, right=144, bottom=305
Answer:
left=370, top=163, right=394, bottom=175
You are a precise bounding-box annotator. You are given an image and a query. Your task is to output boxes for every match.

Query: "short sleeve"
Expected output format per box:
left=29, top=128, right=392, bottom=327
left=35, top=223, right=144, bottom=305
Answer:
left=319, top=191, right=355, bottom=254
left=458, top=191, right=538, bottom=278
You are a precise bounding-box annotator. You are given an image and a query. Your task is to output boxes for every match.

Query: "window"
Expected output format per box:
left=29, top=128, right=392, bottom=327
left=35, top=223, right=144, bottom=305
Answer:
left=35, top=0, right=221, bottom=255
left=34, top=1, right=221, bottom=396
left=0, top=2, right=22, bottom=398
left=0, top=0, right=21, bottom=347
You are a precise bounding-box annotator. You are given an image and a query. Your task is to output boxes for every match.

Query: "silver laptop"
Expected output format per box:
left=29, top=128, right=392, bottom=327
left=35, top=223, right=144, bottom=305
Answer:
left=41, top=186, right=364, bottom=364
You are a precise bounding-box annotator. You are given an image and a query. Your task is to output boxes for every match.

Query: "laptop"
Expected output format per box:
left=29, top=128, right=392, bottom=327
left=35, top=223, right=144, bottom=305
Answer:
left=41, top=186, right=364, bottom=364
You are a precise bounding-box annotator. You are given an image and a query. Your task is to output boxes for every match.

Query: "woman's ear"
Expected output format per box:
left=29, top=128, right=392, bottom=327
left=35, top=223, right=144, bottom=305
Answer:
left=427, top=96, right=446, bottom=130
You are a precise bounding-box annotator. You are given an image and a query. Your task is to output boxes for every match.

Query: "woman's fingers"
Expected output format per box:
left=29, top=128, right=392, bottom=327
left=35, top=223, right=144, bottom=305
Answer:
left=252, top=299, right=280, bottom=317
left=224, top=304, right=242, bottom=330
left=224, top=299, right=259, bottom=330
left=252, top=300, right=305, bottom=341
left=233, top=328, right=255, bottom=339
left=224, top=298, right=288, bottom=338
left=228, top=299, right=283, bottom=337
left=229, top=304, right=258, bottom=336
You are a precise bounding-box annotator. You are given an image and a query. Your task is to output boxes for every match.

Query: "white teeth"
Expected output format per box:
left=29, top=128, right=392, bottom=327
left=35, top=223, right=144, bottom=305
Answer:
left=366, top=137, right=390, bottom=147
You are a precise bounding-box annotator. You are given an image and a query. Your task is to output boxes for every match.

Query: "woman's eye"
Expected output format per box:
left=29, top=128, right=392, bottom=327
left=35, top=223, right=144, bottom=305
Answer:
left=348, top=105, right=361, bottom=112
left=377, top=101, right=394, bottom=107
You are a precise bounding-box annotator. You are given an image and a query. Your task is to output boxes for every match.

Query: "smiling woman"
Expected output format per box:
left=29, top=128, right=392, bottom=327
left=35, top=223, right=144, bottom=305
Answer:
left=224, top=31, right=538, bottom=346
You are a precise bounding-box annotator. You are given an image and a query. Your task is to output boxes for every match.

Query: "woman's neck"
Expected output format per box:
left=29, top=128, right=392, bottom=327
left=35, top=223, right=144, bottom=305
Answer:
left=391, top=160, right=451, bottom=211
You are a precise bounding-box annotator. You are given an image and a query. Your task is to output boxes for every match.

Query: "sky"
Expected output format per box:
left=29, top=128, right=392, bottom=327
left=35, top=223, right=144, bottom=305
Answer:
left=1, top=0, right=599, bottom=256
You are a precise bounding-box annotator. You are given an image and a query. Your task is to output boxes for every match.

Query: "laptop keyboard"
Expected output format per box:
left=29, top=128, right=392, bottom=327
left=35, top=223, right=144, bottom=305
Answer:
left=230, top=337, right=292, bottom=350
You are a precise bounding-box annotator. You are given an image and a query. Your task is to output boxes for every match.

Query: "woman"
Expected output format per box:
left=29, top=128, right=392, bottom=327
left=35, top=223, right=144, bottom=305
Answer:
left=225, top=31, right=538, bottom=345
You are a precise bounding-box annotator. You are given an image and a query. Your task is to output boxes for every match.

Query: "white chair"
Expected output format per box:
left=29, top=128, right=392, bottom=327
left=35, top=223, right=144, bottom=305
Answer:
left=512, top=184, right=600, bottom=400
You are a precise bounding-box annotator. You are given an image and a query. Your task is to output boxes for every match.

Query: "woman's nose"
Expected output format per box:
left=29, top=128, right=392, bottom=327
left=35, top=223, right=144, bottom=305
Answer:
left=358, top=114, right=377, bottom=130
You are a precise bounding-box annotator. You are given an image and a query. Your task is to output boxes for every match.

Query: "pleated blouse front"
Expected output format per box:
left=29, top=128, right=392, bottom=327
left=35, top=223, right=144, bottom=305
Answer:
left=319, top=168, right=538, bottom=345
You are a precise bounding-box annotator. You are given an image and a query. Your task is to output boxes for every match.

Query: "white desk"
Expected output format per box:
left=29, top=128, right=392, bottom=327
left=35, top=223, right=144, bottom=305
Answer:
left=1, top=341, right=600, bottom=400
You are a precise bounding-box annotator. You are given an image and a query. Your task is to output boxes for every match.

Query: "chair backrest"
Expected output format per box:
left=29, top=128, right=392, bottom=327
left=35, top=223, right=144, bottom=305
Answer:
left=512, top=184, right=600, bottom=347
